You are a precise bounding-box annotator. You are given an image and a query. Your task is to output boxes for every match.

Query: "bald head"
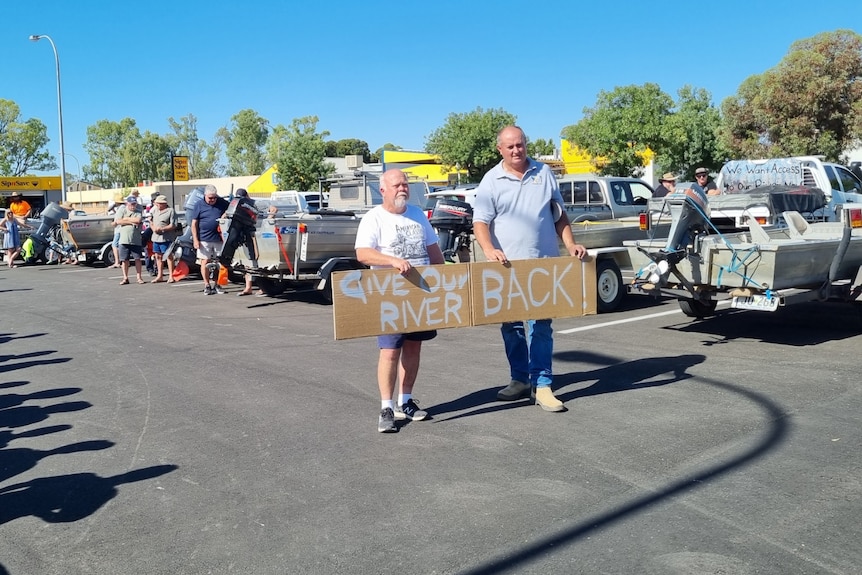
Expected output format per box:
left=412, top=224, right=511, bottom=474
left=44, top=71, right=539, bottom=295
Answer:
left=380, top=169, right=410, bottom=213
left=496, top=125, right=529, bottom=172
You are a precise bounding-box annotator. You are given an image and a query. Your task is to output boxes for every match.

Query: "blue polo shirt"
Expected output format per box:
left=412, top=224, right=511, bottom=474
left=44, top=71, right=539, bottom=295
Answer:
left=188, top=197, right=229, bottom=242
left=473, top=159, right=563, bottom=260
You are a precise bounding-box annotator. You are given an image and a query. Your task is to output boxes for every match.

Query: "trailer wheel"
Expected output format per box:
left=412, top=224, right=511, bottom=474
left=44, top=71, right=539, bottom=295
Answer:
left=320, top=262, right=363, bottom=305
left=34, top=242, right=49, bottom=264
left=227, top=266, right=244, bottom=284
left=678, top=298, right=717, bottom=318
left=256, top=277, right=288, bottom=296
left=102, top=248, right=116, bottom=267
left=596, top=259, right=624, bottom=313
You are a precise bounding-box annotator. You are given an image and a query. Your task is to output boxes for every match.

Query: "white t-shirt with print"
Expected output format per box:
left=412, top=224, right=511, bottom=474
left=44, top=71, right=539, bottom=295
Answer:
left=354, top=204, right=439, bottom=268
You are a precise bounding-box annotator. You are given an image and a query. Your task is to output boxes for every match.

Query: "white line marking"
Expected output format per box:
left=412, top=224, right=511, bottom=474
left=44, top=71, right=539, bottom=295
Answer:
left=557, top=300, right=731, bottom=334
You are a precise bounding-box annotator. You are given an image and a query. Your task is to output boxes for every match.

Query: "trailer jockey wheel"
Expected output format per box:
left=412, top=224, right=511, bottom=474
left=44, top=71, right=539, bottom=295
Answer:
left=205, top=259, right=219, bottom=283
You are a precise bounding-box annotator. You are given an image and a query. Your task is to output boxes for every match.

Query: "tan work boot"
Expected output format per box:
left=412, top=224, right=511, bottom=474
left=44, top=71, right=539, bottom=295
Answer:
left=534, top=386, right=565, bottom=412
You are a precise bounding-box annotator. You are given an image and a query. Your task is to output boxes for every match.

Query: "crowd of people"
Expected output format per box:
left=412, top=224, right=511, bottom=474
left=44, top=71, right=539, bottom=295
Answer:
left=107, top=184, right=245, bottom=291
left=2, top=184, right=274, bottom=297
left=4, top=132, right=712, bottom=434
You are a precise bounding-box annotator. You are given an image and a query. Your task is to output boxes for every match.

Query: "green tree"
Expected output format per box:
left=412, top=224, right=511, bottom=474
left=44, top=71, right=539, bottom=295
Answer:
left=372, top=143, right=401, bottom=163
left=83, top=118, right=141, bottom=187
left=425, top=107, right=517, bottom=182
left=528, top=138, right=557, bottom=158
left=562, top=83, right=673, bottom=177
left=218, top=109, right=269, bottom=176
left=720, top=29, right=862, bottom=161
left=121, top=131, right=173, bottom=184
left=167, top=114, right=223, bottom=179
left=663, top=86, right=726, bottom=180
left=324, top=138, right=372, bottom=162
left=271, top=116, right=336, bottom=191
left=0, top=99, right=56, bottom=175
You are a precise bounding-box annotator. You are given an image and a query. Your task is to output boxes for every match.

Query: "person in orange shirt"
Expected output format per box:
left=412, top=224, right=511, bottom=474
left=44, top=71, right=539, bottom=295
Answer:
left=8, top=192, right=32, bottom=222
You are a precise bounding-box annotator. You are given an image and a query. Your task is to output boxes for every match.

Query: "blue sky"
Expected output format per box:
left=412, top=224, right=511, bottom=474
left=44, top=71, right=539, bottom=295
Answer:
left=3, top=0, right=859, bottom=174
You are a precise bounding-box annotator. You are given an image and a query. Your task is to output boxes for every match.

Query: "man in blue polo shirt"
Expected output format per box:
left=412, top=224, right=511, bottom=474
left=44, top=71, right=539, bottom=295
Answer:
left=473, top=125, right=587, bottom=413
left=189, top=184, right=229, bottom=295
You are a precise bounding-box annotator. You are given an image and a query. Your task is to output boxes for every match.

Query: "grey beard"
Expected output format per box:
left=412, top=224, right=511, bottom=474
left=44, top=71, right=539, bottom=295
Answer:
left=394, top=197, right=407, bottom=210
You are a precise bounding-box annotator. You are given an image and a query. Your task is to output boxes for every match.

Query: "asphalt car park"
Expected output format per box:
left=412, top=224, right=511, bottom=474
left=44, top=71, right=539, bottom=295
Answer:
left=2, top=263, right=861, bottom=574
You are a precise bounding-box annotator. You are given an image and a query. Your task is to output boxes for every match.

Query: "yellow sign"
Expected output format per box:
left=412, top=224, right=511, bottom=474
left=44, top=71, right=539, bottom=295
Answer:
left=0, top=176, right=61, bottom=192
left=331, top=257, right=596, bottom=340
left=172, top=156, right=189, bottom=181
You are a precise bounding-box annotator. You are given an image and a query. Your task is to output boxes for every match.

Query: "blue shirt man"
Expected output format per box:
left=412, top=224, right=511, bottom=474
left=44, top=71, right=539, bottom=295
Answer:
left=189, top=185, right=230, bottom=294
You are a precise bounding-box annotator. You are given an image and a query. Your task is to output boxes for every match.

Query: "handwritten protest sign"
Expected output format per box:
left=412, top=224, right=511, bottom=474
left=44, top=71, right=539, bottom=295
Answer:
left=719, top=158, right=803, bottom=194
left=469, top=257, right=596, bottom=326
left=332, top=264, right=472, bottom=340
left=331, top=257, right=596, bottom=340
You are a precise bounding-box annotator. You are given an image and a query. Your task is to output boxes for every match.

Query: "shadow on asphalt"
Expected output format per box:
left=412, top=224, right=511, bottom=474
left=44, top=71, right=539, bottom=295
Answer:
left=553, top=353, right=705, bottom=401
left=0, top=333, right=180, bottom=530
left=0, top=465, right=179, bottom=525
left=240, top=288, right=332, bottom=308
left=456, top=377, right=789, bottom=575
left=667, top=301, right=862, bottom=346
left=429, top=353, right=705, bottom=421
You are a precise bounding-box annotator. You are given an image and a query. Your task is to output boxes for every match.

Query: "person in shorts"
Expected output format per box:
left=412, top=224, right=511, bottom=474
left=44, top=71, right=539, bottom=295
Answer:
left=189, top=184, right=229, bottom=295
left=148, top=195, right=179, bottom=282
left=354, top=169, right=445, bottom=433
left=113, top=195, right=144, bottom=285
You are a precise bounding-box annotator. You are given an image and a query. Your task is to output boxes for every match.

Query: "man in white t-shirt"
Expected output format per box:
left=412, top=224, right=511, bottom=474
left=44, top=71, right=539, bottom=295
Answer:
left=355, top=169, right=445, bottom=433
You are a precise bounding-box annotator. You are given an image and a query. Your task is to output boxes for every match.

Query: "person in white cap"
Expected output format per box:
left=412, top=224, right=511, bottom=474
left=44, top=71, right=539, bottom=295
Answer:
left=694, top=167, right=719, bottom=195
left=149, top=195, right=179, bottom=282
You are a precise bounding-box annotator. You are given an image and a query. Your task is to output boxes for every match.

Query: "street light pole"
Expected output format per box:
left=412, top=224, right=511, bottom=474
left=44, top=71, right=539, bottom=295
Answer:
left=62, top=152, right=82, bottom=208
left=29, top=34, right=67, bottom=203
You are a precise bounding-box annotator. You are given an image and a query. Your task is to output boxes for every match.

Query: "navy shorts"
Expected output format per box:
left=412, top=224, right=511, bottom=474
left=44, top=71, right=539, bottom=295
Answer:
left=118, top=244, right=143, bottom=261
left=377, top=330, right=437, bottom=349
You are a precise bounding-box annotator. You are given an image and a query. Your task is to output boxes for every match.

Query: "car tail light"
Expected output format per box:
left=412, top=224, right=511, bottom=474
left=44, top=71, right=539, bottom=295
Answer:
left=639, top=212, right=650, bottom=231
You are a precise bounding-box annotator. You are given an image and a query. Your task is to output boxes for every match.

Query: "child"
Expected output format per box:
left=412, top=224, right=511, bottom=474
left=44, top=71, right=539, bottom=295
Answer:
left=0, top=210, right=26, bottom=267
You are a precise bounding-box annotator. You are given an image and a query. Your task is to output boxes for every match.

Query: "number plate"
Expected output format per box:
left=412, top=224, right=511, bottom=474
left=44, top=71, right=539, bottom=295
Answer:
left=731, top=294, right=779, bottom=312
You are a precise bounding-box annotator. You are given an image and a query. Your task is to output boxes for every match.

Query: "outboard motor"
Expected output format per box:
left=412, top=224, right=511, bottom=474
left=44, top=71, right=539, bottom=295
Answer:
left=429, top=199, right=473, bottom=262
left=218, top=197, right=259, bottom=267
left=661, top=185, right=710, bottom=260
left=29, top=202, right=70, bottom=256
left=637, top=185, right=710, bottom=284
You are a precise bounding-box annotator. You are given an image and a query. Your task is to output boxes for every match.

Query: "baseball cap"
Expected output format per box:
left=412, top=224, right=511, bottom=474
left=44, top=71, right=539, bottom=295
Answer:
left=125, top=195, right=138, bottom=204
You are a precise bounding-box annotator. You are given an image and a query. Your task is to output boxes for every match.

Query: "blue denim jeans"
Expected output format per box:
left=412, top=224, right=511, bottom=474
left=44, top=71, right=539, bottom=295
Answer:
left=500, top=319, right=553, bottom=388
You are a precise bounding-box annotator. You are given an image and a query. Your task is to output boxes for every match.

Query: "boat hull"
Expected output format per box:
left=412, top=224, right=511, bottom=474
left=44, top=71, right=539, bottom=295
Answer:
left=61, top=215, right=116, bottom=250
left=625, top=224, right=862, bottom=290
left=571, top=218, right=670, bottom=250
left=226, top=213, right=361, bottom=274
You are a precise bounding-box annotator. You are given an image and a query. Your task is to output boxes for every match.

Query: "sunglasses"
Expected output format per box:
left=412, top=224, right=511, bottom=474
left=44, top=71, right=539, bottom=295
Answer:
left=696, top=173, right=708, bottom=177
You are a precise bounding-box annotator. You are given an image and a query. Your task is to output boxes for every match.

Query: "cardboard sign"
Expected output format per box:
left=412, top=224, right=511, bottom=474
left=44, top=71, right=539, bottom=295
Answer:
left=332, top=264, right=473, bottom=340
left=331, top=257, right=596, bottom=340
left=469, top=257, right=596, bottom=326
